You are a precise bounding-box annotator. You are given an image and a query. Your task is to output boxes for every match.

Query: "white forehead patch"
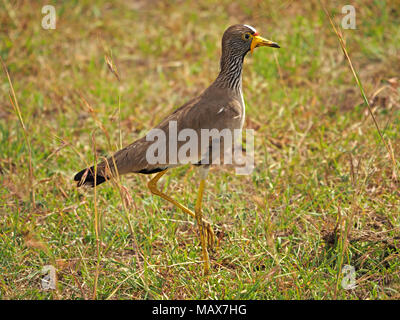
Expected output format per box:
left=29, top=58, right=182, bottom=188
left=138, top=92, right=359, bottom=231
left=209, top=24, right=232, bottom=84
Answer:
left=243, top=24, right=257, bottom=33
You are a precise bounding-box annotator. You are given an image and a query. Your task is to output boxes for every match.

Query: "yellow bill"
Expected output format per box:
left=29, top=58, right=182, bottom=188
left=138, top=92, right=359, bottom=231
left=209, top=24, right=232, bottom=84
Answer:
left=250, top=35, right=280, bottom=54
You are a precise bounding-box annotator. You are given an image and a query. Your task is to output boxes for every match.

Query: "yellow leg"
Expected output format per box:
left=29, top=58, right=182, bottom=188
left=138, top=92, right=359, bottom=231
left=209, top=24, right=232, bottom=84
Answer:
left=195, top=178, right=210, bottom=274
left=147, top=170, right=215, bottom=255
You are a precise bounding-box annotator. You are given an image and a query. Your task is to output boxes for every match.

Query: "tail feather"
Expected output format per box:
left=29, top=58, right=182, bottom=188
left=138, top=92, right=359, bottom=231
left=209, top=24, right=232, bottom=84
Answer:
left=74, top=166, right=107, bottom=187
left=73, top=137, right=162, bottom=187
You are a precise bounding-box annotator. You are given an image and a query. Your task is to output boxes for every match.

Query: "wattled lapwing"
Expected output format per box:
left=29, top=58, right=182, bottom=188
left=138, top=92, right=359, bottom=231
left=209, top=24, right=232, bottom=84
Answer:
left=74, top=24, right=279, bottom=274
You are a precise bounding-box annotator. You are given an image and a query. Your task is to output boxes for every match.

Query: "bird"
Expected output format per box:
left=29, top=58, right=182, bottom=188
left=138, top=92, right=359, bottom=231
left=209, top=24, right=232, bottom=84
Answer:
left=74, top=24, right=279, bottom=274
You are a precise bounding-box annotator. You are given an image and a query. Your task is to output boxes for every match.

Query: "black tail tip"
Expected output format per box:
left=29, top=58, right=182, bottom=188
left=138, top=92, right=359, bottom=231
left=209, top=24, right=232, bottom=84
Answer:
left=74, top=167, right=106, bottom=187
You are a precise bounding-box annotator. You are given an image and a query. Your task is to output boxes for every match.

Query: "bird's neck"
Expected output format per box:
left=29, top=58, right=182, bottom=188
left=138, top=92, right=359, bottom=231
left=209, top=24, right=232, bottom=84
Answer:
left=214, top=52, right=244, bottom=93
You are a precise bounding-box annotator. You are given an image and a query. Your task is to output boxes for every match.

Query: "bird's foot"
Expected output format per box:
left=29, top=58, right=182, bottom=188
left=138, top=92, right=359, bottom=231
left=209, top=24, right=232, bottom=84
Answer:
left=202, top=219, right=216, bottom=250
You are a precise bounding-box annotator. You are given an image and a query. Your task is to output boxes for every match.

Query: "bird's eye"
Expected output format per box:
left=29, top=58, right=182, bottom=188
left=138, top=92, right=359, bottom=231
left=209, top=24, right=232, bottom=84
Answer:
left=242, top=32, right=251, bottom=40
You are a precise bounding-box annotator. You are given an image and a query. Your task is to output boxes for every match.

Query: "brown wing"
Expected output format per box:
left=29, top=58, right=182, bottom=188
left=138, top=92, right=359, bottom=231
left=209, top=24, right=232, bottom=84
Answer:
left=74, top=86, right=243, bottom=186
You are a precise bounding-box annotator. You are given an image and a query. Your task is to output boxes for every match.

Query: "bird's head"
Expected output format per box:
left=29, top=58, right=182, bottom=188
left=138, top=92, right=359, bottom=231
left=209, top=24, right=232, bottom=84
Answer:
left=221, top=24, right=280, bottom=58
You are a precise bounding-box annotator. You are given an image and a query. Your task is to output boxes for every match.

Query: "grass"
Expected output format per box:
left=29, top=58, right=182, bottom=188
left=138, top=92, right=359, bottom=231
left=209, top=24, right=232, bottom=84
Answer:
left=1, top=0, right=399, bottom=299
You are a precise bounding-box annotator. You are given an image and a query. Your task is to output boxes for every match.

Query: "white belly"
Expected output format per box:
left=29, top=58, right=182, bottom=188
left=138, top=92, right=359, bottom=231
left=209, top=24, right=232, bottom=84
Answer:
left=239, top=91, right=246, bottom=129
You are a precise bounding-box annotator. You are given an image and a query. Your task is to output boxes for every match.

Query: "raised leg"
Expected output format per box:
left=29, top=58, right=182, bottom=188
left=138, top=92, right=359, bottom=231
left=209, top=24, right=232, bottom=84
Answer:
left=147, top=169, right=214, bottom=272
